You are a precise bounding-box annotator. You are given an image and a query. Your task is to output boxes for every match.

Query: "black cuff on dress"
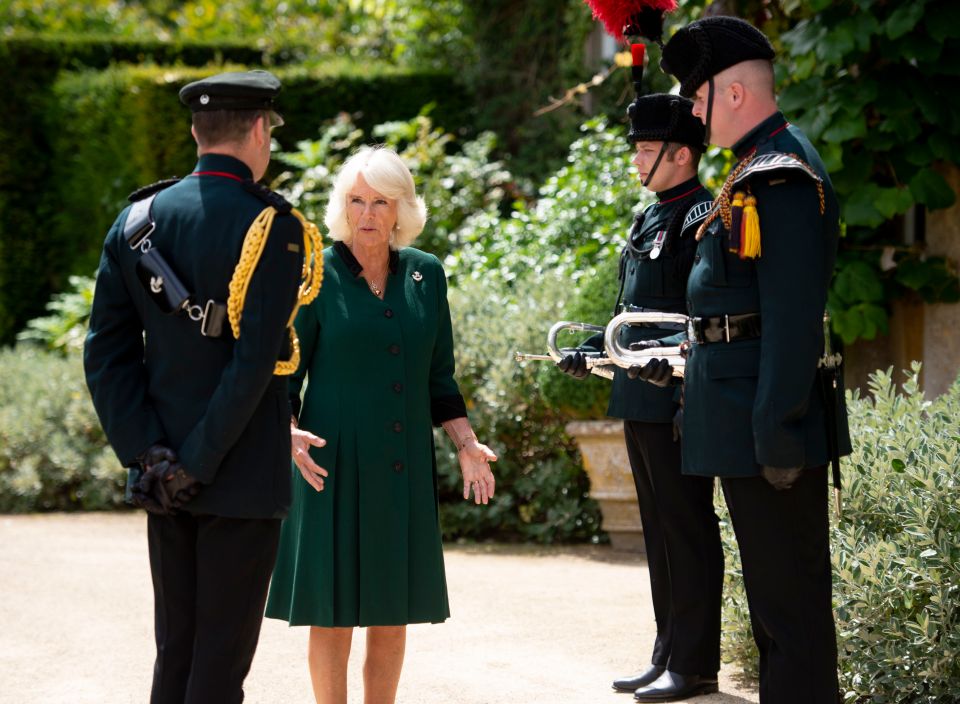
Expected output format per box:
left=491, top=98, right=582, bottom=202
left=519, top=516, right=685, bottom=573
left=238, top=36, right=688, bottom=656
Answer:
left=431, top=394, right=467, bottom=426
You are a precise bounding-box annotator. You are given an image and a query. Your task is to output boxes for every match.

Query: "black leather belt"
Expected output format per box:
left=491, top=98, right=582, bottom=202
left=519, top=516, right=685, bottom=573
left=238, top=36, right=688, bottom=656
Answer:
left=687, top=313, right=761, bottom=344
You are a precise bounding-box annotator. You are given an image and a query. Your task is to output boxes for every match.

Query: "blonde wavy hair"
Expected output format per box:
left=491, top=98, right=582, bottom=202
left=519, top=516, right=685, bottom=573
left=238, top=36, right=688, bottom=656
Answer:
left=324, top=146, right=427, bottom=249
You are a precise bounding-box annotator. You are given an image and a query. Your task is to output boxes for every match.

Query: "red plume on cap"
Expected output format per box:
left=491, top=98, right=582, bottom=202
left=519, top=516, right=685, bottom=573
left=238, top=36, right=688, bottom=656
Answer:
left=582, top=0, right=677, bottom=41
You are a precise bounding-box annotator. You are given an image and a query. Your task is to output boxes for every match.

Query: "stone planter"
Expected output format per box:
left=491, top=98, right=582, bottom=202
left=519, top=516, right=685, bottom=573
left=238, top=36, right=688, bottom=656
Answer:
left=566, top=420, right=644, bottom=553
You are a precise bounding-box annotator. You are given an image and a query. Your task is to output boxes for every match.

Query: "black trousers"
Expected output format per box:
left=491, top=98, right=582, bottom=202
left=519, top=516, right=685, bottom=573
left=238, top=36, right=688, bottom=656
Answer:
left=147, top=512, right=281, bottom=704
left=624, top=420, right=724, bottom=676
left=721, top=466, right=839, bottom=704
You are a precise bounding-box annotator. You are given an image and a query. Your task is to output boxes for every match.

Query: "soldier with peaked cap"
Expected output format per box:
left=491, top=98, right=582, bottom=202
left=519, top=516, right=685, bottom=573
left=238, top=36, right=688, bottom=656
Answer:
left=84, top=69, right=323, bottom=703
left=633, top=15, right=852, bottom=703
left=557, top=93, right=723, bottom=702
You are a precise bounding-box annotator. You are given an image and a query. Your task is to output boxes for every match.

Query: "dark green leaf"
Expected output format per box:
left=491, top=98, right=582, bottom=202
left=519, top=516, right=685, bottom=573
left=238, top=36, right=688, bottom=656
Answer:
left=822, top=113, right=867, bottom=143
left=834, top=260, right=885, bottom=303
left=818, top=23, right=855, bottom=63
left=891, top=458, right=906, bottom=472
left=928, top=132, right=960, bottom=163
left=849, top=15, right=880, bottom=52
left=842, top=185, right=886, bottom=228
left=910, top=168, right=957, bottom=210
left=925, top=1, right=960, bottom=42
left=778, top=80, right=820, bottom=113
left=886, top=3, right=927, bottom=40
left=874, top=186, right=914, bottom=218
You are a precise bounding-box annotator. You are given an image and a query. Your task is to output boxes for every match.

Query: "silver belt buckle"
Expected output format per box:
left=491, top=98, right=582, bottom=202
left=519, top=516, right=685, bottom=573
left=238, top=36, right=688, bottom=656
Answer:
left=200, top=299, right=215, bottom=337
left=687, top=318, right=697, bottom=344
left=724, top=314, right=731, bottom=343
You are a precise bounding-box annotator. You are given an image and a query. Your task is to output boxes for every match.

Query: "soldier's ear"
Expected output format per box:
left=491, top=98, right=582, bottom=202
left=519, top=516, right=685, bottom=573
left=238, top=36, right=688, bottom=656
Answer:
left=728, top=81, right=745, bottom=109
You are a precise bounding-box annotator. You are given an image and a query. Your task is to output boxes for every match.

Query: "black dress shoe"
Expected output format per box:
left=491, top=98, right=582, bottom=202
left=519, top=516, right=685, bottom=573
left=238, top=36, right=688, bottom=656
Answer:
left=633, top=671, right=718, bottom=702
left=612, top=665, right=665, bottom=692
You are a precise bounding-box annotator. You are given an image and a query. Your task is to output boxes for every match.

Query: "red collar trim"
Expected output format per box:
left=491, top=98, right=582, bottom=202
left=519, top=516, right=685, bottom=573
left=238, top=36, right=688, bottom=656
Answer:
left=189, top=171, right=245, bottom=182
left=769, top=122, right=790, bottom=138
left=659, top=184, right=704, bottom=204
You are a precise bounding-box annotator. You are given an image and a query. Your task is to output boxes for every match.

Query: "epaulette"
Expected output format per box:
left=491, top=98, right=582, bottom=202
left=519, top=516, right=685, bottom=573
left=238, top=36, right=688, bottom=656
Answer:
left=128, top=178, right=180, bottom=203
left=681, top=201, right=712, bottom=235
left=731, top=152, right=822, bottom=190
left=242, top=181, right=293, bottom=215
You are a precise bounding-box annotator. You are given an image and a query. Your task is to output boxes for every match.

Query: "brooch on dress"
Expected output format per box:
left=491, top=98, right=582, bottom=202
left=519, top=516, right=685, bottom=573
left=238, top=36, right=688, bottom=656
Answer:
left=411, top=271, right=423, bottom=282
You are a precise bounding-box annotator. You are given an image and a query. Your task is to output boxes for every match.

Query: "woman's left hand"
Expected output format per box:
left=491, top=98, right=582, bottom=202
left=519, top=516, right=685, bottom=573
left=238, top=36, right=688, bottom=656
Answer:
left=459, top=440, right=498, bottom=505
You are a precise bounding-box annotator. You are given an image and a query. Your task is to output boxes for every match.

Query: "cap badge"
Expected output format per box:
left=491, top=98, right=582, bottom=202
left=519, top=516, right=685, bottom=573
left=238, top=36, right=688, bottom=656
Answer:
left=411, top=271, right=423, bottom=282
left=199, top=94, right=210, bottom=105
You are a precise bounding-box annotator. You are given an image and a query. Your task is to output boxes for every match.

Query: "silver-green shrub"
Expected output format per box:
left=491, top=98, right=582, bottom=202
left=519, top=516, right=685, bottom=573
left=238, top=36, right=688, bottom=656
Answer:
left=721, top=365, right=960, bottom=700
left=0, top=346, right=122, bottom=511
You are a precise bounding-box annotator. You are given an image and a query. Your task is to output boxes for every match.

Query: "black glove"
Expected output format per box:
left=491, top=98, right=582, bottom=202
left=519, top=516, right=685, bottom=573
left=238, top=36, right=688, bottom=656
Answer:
left=156, top=461, right=200, bottom=510
left=672, top=407, right=683, bottom=443
left=136, top=461, right=176, bottom=514
left=627, top=358, right=673, bottom=386
left=761, top=466, right=804, bottom=491
left=129, top=444, right=178, bottom=514
left=557, top=350, right=590, bottom=379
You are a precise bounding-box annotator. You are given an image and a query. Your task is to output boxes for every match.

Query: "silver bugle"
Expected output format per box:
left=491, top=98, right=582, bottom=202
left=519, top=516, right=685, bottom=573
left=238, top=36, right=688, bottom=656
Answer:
left=515, top=320, right=614, bottom=380
left=603, top=311, right=688, bottom=378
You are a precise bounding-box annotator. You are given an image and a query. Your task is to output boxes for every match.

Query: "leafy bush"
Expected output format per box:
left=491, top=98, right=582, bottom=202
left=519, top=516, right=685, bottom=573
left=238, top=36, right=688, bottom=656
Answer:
left=721, top=365, right=960, bottom=701
left=274, top=111, right=513, bottom=262
left=0, top=347, right=123, bottom=512
left=437, top=270, right=603, bottom=543
left=15, top=275, right=94, bottom=354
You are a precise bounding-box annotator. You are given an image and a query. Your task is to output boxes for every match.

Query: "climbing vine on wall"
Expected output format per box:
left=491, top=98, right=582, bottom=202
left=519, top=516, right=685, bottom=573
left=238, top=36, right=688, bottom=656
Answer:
left=770, top=0, right=960, bottom=343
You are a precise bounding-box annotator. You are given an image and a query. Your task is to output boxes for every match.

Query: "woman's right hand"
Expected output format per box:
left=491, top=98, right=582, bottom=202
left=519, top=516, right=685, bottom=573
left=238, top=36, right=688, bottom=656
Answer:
left=291, top=420, right=328, bottom=492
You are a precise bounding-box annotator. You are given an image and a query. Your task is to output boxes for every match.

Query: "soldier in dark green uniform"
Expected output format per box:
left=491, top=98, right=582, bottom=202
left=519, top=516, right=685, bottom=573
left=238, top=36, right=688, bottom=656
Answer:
left=633, top=17, right=851, bottom=703
left=558, top=94, right=723, bottom=702
left=84, top=70, right=318, bottom=704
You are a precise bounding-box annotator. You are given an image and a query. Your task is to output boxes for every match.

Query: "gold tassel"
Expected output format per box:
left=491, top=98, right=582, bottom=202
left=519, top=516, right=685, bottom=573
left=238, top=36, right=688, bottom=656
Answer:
left=728, top=192, right=745, bottom=254
left=740, top=194, right=761, bottom=259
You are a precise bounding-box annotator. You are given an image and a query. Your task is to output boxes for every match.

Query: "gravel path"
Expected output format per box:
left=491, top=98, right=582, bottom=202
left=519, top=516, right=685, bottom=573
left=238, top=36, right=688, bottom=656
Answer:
left=0, top=513, right=758, bottom=704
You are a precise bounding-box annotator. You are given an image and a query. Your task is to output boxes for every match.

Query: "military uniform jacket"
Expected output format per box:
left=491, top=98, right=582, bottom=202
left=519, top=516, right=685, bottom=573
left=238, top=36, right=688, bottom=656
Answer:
left=607, top=177, right=712, bottom=422
left=84, top=153, right=305, bottom=518
left=682, top=112, right=852, bottom=477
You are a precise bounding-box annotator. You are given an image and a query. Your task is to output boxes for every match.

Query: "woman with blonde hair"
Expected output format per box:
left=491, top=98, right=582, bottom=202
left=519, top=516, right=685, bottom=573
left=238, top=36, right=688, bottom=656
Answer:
left=266, top=146, right=497, bottom=704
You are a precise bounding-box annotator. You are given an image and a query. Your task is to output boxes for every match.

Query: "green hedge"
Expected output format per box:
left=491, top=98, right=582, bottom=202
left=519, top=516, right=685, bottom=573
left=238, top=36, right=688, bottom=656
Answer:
left=0, top=35, right=469, bottom=344
left=47, top=62, right=469, bottom=279
left=0, top=34, right=303, bottom=344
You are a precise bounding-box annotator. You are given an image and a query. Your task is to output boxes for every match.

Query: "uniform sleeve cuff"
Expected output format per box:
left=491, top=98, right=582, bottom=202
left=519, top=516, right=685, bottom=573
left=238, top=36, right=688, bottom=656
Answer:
left=431, top=394, right=467, bottom=426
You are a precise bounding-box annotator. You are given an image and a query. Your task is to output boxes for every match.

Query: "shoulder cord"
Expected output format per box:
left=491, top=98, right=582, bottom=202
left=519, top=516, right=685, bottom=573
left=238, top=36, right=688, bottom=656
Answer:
left=696, top=152, right=825, bottom=241
left=227, top=206, right=324, bottom=375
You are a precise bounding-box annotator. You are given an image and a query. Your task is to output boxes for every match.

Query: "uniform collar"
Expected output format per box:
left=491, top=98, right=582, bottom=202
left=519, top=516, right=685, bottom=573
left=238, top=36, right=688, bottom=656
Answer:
left=333, top=240, right=400, bottom=277
left=193, top=153, right=254, bottom=181
left=732, top=111, right=789, bottom=159
left=656, top=175, right=705, bottom=204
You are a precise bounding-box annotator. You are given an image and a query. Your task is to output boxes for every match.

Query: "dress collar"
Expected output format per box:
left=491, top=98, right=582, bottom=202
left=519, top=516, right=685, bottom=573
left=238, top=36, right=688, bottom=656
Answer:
left=656, top=175, right=705, bottom=204
left=193, top=153, right=254, bottom=181
left=334, top=240, right=400, bottom=278
left=732, top=111, right=789, bottom=159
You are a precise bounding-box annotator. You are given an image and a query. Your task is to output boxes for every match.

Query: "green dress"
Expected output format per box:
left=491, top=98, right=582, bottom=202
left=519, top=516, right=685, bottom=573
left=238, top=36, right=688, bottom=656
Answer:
left=265, top=242, right=466, bottom=627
